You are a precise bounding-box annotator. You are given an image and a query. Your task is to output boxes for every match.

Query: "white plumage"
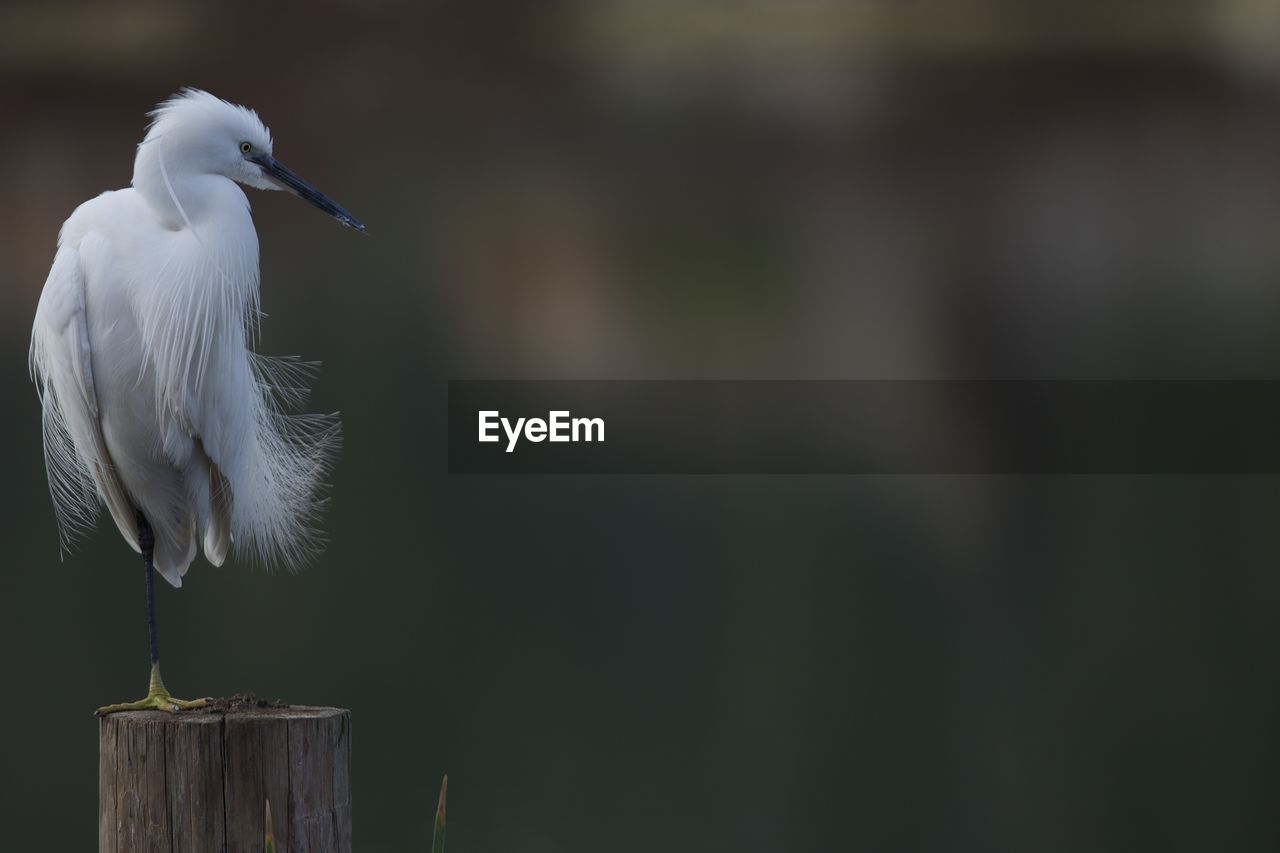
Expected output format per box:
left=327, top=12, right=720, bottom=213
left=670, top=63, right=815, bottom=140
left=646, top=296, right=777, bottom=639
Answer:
left=30, top=89, right=359, bottom=588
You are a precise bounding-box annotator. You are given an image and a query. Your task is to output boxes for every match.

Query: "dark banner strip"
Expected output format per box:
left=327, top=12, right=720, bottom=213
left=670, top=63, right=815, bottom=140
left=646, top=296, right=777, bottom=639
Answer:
left=447, top=380, right=1280, bottom=474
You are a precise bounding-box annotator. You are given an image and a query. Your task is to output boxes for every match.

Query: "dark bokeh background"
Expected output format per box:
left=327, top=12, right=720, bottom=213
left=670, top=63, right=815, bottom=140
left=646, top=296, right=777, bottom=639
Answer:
left=3, top=2, right=1280, bottom=850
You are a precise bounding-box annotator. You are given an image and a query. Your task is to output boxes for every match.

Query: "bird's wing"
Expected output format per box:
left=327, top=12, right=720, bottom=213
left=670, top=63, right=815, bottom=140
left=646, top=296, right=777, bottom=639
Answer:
left=35, top=246, right=97, bottom=415
left=31, top=242, right=138, bottom=552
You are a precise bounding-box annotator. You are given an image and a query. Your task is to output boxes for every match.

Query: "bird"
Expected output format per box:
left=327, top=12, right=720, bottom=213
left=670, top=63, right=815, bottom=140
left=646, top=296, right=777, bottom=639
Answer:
left=29, top=89, right=365, bottom=714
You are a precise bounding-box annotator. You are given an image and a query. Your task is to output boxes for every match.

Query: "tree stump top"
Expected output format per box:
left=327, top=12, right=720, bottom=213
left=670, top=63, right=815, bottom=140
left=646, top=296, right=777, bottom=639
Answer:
left=105, top=703, right=346, bottom=721
left=100, top=703, right=352, bottom=853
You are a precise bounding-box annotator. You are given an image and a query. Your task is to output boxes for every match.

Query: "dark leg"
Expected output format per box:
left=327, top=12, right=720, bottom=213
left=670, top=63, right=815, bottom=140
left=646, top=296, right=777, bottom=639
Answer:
left=138, top=511, right=159, bottom=666
left=95, top=513, right=210, bottom=714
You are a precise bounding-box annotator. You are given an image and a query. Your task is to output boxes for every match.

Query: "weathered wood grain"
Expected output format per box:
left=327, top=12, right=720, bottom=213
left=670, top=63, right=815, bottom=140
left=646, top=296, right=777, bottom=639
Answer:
left=223, top=712, right=291, bottom=853
left=98, top=712, right=118, bottom=853
left=168, top=715, right=225, bottom=852
left=99, top=706, right=352, bottom=853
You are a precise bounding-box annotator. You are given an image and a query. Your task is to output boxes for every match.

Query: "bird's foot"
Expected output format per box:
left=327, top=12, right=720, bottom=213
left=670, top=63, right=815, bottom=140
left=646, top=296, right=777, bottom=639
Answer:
left=95, top=693, right=209, bottom=715
left=95, top=662, right=212, bottom=715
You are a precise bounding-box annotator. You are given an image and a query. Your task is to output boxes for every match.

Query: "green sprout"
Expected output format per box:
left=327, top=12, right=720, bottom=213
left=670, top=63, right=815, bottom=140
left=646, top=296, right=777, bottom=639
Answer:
left=432, top=775, right=448, bottom=853
left=264, top=798, right=276, bottom=853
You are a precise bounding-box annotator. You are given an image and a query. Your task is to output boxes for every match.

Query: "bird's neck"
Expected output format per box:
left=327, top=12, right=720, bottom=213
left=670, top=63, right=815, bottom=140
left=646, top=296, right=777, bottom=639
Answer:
left=132, top=137, right=243, bottom=231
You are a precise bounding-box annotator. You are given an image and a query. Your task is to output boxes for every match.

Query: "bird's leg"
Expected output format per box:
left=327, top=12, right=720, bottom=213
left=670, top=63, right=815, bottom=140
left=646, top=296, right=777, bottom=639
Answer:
left=96, top=513, right=212, bottom=715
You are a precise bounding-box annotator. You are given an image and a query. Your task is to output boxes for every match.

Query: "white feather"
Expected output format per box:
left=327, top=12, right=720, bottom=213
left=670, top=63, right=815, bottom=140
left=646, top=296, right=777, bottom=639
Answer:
left=30, top=89, right=340, bottom=587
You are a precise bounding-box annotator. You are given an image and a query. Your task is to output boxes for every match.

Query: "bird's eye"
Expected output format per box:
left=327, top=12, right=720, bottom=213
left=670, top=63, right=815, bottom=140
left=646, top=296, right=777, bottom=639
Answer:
left=239, top=142, right=252, bottom=154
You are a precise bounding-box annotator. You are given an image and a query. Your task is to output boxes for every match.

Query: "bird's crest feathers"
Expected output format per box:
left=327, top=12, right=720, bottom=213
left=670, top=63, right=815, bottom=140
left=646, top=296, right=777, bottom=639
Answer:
left=142, top=88, right=273, bottom=152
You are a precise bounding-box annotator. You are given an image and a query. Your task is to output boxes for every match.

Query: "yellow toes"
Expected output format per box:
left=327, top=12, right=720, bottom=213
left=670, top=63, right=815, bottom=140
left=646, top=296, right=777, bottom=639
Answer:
left=95, top=693, right=211, bottom=715
left=97, top=663, right=211, bottom=715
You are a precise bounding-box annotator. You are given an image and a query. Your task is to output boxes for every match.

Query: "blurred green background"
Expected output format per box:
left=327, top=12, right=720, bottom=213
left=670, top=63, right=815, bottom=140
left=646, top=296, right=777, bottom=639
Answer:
left=3, top=1, right=1280, bottom=850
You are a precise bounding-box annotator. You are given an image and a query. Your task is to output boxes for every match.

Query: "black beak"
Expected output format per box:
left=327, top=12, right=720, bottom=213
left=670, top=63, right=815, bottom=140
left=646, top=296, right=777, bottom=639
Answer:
left=251, top=154, right=366, bottom=233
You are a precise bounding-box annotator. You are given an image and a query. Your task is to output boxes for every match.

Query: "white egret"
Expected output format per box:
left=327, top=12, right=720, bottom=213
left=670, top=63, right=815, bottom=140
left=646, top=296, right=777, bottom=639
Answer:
left=29, top=89, right=364, bottom=714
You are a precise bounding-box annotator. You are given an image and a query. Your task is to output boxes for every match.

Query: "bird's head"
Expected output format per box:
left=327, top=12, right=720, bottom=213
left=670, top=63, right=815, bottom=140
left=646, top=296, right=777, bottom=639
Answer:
left=137, top=88, right=365, bottom=232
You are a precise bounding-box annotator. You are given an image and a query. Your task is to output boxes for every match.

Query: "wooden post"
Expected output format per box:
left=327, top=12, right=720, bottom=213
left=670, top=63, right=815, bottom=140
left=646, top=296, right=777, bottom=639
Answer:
left=99, top=706, right=352, bottom=853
